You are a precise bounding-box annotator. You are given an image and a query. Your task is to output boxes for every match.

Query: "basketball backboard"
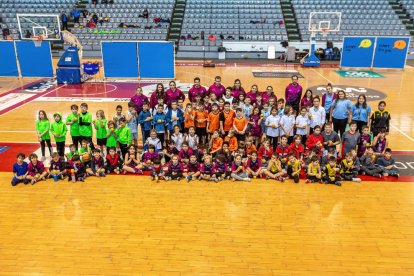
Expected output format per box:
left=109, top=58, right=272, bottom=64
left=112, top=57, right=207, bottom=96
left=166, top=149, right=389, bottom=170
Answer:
left=309, top=12, right=341, bottom=37
left=16, top=14, right=62, bottom=41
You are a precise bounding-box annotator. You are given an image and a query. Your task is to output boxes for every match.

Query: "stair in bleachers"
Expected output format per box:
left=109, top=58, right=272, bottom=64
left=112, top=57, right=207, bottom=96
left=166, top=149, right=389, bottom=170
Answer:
left=390, top=0, right=414, bottom=36
left=167, top=0, right=186, bottom=46
left=280, top=0, right=301, bottom=41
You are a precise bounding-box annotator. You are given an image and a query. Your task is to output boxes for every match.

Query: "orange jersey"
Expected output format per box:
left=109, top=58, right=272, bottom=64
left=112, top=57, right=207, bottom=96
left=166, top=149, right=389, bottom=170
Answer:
left=224, top=135, right=238, bottom=151
left=245, top=144, right=257, bottom=156
left=221, top=110, right=235, bottom=132
left=211, top=137, right=223, bottom=152
left=184, top=110, right=196, bottom=128
left=208, top=111, right=221, bottom=133
left=234, top=117, right=248, bottom=132
left=195, top=110, right=208, bottom=128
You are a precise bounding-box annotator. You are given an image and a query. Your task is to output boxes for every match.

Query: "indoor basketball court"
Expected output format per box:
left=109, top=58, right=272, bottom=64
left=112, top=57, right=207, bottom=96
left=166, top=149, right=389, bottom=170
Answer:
left=0, top=7, right=414, bottom=276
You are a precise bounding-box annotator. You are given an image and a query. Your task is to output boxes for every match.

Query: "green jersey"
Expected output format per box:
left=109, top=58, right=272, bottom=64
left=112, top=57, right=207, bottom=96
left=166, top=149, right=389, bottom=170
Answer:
left=36, top=119, right=50, bottom=140
left=116, top=125, right=132, bottom=145
left=66, top=113, right=80, bottom=136
left=79, top=111, right=92, bottom=137
left=94, top=118, right=107, bottom=139
left=106, top=129, right=117, bottom=147
left=51, top=121, right=67, bottom=142
left=66, top=150, right=79, bottom=160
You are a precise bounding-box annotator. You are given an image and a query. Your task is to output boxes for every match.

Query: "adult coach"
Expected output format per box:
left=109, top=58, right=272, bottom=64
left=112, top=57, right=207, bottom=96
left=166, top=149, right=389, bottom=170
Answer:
left=149, top=83, right=165, bottom=109
left=130, top=87, right=148, bottom=115
left=165, top=81, right=185, bottom=107
left=322, top=83, right=336, bottom=122
left=208, top=76, right=226, bottom=99
left=351, top=95, right=371, bottom=132
left=189, top=77, right=207, bottom=102
left=285, top=75, right=302, bottom=113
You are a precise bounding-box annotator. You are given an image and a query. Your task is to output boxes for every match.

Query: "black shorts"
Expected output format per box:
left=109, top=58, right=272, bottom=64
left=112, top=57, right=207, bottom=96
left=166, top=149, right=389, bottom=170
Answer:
left=196, top=127, right=206, bottom=137
left=97, top=138, right=107, bottom=146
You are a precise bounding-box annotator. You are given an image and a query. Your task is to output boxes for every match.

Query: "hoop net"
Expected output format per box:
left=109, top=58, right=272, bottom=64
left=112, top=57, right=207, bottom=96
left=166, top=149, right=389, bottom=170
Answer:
left=321, top=28, right=329, bottom=37
left=33, top=35, right=44, bottom=47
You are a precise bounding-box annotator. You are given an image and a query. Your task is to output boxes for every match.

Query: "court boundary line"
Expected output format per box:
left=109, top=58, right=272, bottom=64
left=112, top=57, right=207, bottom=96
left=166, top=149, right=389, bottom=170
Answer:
left=0, top=84, right=67, bottom=116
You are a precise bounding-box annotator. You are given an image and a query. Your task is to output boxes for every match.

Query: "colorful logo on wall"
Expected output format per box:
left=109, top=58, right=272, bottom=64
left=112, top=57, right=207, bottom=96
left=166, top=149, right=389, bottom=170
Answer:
left=335, top=70, right=384, bottom=78
left=308, top=85, right=387, bottom=101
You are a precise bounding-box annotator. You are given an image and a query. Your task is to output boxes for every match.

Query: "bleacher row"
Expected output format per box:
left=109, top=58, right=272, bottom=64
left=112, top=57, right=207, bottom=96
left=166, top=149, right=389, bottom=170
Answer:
left=292, top=0, right=411, bottom=41
left=180, top=0, right=288, bottom=45
left=0, top=0, right=413, bottom=54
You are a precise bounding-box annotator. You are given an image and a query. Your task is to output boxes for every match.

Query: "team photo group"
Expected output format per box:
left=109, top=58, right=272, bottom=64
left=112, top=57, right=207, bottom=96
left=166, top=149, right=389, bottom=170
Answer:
left=12, top=75, right=397, bottom=186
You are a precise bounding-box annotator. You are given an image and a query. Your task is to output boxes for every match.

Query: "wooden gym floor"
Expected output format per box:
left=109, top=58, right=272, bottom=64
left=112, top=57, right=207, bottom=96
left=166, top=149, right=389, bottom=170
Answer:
left=0, top=61, right=414, bottom=275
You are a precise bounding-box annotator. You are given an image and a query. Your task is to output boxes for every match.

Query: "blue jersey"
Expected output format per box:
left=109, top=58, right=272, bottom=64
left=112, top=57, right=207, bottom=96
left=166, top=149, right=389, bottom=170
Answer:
left=351, top=104, right=371, bottom=123
left=332, top=99, right=351, bottom=120
left=13, top=162, right=28, bottom=176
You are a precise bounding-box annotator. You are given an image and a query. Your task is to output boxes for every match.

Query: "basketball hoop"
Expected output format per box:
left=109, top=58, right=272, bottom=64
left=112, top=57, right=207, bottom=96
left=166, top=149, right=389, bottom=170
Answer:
left=33, top=35, right=44, bottom=47
left=321, top=28, right=329, bottom=38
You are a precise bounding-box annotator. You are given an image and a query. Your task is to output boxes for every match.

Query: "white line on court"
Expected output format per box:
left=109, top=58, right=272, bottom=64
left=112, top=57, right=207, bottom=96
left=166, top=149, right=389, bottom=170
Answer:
left=0, top=84, right=67, bottom=116
left=311, top=68, right=332, bottom=83
left=390, top=123, right=414, bottom=143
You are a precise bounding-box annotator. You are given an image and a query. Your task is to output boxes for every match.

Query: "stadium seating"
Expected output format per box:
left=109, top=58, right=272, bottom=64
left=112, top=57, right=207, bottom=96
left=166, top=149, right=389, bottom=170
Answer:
left=291, top=0, right=411, bottom=41
left=179, top=0, right=288, bottom=47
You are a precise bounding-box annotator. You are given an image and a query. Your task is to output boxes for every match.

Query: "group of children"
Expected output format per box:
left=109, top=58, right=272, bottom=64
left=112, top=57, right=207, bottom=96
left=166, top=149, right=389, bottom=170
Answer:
left=11, top=77, right=399, bottom=186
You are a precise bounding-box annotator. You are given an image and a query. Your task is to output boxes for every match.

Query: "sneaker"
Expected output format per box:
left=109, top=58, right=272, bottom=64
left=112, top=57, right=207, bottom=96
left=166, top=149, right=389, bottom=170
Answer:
left=60, top=174, right=64, bottom=180
left=266, top=176, right=270, bottom=180
left=31, top=178, right=36, bottom=185
left=323, top=180, right=328, bottom=184
left=394, top=173, right=400, bottom=178
left=373, top=173, right=381, bottom=178
left=79, top=177, right=84, bottom=182
left=214, top=178, right=219, bottom=183
left=278, top=177, right=285, bottom=183
left=335, top=181, right=342, bottom=186
left=352, top=178, right=362, bottom=182
left=123, top=170, right=127, bottom=175
left=244, top=178, right=251, bottom=182
left=186, top=175, right=191, bottom=182
left=155, top=175, right=159, bottom=183
left=99, top=173, right=106, bottom=177
left=232, top=178, right=236, bottom=182
left=115, top=170, right=120, bottom=175
left=165, top=177, right=171, bottom=181
left=135, top=169, right=143, bottom=175
left=24, top=179, right=29, bottom=185
left=305, top=179, right=311, bottom=184
left=176, top=177, right=181, bottom=181
left=151, top=176, right=155, bottom=181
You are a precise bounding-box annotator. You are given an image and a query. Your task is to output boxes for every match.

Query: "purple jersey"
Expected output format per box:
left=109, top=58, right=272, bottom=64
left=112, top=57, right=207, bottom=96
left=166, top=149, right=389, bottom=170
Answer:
left=285, top=83, right=303, bottom=105
left=358, top=134, right=371, bottom=156
left=246, top=91, right=258, bottom=104
left=249, top=114, right=262, bottom=137
left=27, top=161, right=45, bottom=176
left=215, top=162, right=228, bottom=173
left=201, top=163, right=215, bottom=175
left=178, top=148, right=193, bottom=160
left=187, top=161, right=200, bottom=173
left=208, top=83, right=226, bottom=99
left=168, top=162, right=183, bottom=173
left=246, top=158, right=262, bottom=171
left=188, top=85, right=207, bottom=102
left=130, top=94, right=148, bottom=113
left=143, top=151, right=160, bottom=163
left=165, top=88, right=185, bottom=106
left=375, top=138, right=387, bottom=153
left=50, top=159, right=65, bottom=171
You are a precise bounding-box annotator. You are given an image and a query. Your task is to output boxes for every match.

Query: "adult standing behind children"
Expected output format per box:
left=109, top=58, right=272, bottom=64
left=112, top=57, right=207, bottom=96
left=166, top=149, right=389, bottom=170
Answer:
left=208, top=76, right=226, bottom=99
left=285, top=75, right=302, bottom=114
left=149, top=83, right=166, bottom=109
left=130, top=87, right=148, bottom=116
left=165, top=81, right=185, bottom=107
